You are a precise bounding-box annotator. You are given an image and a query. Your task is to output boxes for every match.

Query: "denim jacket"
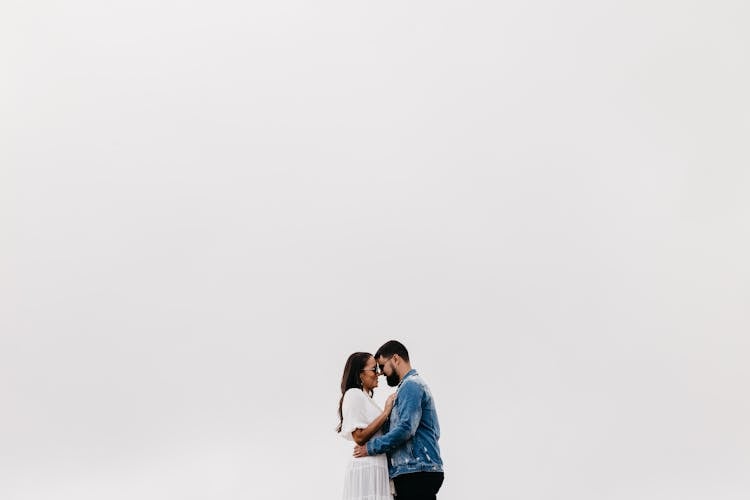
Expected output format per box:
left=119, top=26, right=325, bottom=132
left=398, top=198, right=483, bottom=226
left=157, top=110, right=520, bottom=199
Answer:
left=366, top=369, right=444, bottom=478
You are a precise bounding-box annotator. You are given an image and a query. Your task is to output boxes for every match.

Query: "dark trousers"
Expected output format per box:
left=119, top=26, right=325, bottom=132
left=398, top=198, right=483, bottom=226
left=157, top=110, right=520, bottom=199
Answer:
left=393, top=471, right=444, bottom=500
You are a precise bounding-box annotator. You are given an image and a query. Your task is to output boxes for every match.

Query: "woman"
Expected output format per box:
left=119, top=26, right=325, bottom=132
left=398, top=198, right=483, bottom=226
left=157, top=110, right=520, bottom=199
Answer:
left=337, top=352, right=397, bottom=500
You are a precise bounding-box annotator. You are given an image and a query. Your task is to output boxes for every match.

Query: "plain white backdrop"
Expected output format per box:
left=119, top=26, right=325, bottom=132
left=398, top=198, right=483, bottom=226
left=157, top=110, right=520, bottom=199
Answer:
left=2, top=0, right=749, bottom=499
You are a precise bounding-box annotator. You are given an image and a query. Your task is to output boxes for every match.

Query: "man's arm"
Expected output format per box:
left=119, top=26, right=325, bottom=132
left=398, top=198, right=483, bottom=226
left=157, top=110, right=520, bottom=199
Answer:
left=365, top=382, right=423, bottom=456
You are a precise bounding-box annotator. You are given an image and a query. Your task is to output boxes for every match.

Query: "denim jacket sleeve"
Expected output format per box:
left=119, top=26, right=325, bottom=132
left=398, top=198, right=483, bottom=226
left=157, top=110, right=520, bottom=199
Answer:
left=366, top=380, right=422, bottom=456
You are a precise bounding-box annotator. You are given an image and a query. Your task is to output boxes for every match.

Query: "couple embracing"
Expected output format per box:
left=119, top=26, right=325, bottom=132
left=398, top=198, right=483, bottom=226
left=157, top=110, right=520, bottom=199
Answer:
left=336, top=340, right=444, bottom=500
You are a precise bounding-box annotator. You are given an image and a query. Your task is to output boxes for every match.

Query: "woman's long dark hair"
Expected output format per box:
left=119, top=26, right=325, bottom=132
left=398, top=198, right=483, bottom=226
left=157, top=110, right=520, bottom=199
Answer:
left=336, top=352, right=374, bottom=433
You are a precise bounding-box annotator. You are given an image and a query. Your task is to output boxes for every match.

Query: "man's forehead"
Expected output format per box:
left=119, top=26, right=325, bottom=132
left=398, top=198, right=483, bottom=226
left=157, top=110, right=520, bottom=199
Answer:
left=376, top=355, right=391, bottom=363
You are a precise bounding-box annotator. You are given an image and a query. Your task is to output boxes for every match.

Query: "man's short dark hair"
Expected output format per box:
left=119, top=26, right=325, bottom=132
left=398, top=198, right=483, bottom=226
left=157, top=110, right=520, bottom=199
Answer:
left=375, top=340, right=409, bottom=362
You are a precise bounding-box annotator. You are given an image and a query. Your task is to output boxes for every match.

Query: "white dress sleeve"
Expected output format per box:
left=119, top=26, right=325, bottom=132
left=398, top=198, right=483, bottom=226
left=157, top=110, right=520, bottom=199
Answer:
left=339, top=389, right=369, bottom=441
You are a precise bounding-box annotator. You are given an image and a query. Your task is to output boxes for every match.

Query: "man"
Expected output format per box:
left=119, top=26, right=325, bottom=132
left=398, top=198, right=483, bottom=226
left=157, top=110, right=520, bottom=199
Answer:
left=353, top=340, right=444, bottom=499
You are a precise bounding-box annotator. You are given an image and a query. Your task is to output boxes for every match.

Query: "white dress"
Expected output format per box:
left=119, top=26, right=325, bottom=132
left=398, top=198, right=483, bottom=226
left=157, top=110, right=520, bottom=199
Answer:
left=339, top=388, right=393, bottom=500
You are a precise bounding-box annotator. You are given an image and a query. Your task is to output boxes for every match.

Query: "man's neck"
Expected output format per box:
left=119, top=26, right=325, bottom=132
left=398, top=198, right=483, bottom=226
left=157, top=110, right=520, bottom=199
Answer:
left=397, top=362, right=413, bottom=380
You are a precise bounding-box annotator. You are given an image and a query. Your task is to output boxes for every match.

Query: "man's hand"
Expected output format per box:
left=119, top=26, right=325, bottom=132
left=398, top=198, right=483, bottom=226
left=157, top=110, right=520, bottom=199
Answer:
left=353, top=444, right=368, bottom=458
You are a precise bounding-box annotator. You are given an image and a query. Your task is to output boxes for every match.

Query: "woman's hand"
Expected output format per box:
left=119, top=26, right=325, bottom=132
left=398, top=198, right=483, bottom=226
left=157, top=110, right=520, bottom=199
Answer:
left=383, top=393, right=397, bottom=415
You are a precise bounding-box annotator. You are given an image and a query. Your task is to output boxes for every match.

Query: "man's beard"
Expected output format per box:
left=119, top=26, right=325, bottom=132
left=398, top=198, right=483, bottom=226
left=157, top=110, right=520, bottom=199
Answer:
left=386, top=372, right=400, bottom=387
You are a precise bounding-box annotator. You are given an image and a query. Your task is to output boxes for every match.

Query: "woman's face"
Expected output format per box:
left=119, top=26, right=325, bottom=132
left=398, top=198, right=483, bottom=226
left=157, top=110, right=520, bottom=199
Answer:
left=360, top=356, right=380, bottom=391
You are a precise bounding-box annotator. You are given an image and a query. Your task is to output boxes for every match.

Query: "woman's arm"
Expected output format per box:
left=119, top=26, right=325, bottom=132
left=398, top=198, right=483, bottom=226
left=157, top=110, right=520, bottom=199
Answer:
left=351, top=393, right=396, bottom=446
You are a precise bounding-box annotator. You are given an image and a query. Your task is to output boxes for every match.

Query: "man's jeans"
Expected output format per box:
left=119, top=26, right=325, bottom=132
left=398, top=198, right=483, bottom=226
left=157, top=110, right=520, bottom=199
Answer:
left=393, top=471, right=444, bottom=500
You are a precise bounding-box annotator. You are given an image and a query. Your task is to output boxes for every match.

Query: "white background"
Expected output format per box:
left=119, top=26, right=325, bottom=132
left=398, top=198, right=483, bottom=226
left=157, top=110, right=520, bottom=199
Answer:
left=2, top=0, right=749, bottom=499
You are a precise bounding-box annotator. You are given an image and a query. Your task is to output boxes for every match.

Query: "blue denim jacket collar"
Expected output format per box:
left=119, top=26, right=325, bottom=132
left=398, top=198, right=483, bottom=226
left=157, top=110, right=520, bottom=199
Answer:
left=397, top=369, right=418, bottom=388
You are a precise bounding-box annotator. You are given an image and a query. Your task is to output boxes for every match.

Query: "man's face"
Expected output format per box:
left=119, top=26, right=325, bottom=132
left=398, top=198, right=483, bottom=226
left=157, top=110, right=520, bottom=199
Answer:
left=377, top=355, right=400, bottom=387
